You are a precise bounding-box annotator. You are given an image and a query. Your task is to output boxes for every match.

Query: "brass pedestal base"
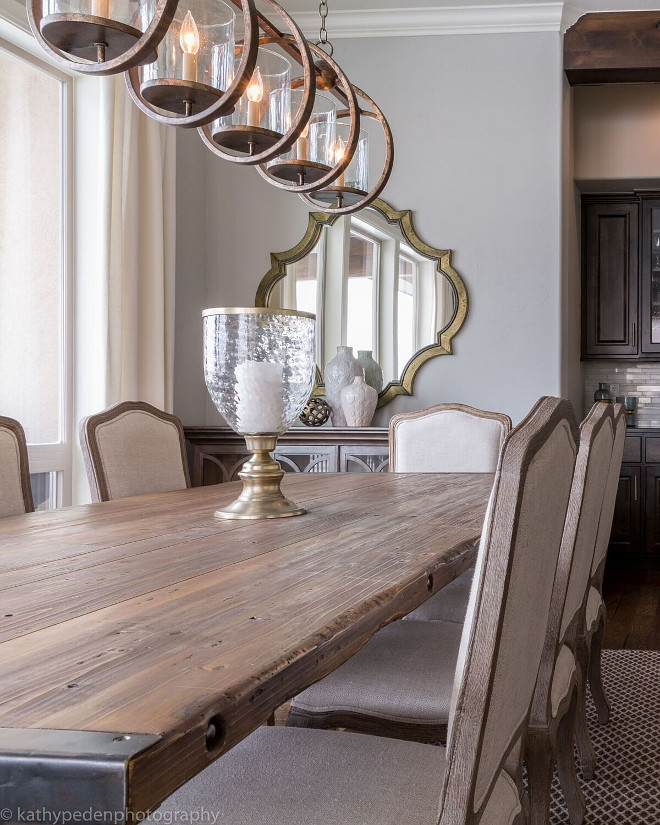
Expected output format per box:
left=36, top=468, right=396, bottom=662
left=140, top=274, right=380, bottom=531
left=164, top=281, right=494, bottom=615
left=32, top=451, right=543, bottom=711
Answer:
left=215, top=435, right=306, bottom=520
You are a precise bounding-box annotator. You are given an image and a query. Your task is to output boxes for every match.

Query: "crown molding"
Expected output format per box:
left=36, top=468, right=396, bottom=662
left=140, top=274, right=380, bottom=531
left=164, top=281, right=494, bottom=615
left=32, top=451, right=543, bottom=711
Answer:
left=294, top=3, right=569, bottom=38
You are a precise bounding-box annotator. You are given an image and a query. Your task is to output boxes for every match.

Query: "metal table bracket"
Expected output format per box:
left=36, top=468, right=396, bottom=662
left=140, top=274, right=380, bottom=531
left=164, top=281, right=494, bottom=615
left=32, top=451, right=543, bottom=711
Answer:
left=0, top=728, right=161, bottom=824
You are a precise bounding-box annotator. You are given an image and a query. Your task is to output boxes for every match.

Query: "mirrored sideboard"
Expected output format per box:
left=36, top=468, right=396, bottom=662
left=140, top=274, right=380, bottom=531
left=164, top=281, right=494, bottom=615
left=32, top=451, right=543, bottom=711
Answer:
left=184, top=427, right=390, bottom=486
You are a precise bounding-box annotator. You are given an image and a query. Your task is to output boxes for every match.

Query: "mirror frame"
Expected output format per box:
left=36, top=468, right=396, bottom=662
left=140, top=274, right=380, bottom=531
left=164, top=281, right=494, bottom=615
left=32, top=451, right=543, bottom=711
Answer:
left=255, top=198, right=468, bottom=408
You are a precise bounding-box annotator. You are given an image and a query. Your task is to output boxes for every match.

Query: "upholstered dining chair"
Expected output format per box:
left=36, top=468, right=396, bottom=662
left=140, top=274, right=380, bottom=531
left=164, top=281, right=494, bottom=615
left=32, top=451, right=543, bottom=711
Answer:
left=0, top=416, right=34, bottom=517
left=286, top=402, right=612, bottom=825
left=391, top=403, right=511, bottom=624
left=573, top=404, right=626, bottom=781
left=151, top=397, right=577, bottom=825
left=80, top=401, right=190, bottom=502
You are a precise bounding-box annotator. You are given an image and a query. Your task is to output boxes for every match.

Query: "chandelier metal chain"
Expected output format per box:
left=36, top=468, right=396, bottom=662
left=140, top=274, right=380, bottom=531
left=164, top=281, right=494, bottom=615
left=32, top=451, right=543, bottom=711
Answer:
left=316, top=0, right=333, bottom=56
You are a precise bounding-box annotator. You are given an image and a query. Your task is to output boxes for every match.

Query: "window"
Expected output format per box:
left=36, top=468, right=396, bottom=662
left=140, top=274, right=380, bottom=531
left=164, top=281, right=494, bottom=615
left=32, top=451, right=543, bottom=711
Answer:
left=0, top=39, right=72, bottom=508
left=346, top=230, right=379, bottom=355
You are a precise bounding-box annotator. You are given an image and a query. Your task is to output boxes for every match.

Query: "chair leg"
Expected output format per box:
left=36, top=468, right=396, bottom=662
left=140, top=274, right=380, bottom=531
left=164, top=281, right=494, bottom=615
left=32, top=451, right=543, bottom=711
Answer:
left=574, top=644, right=597, bottom=781
left=526, top=730, right=555, bottom=825
left=556, top=688, right=586, bottom=825
left=588, top=616, right=611, bottom=726
left=266, top=711, right=275, bottom=726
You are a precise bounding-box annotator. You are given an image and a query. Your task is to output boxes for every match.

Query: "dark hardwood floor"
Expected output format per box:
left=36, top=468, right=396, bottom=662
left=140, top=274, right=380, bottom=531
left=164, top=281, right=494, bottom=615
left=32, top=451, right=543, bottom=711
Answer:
left=603, top=560, right=660, bottom=650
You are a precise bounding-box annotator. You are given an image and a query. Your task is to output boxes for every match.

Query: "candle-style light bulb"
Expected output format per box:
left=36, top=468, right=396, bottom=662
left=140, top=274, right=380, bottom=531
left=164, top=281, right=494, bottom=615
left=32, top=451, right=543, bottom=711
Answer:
left=180, top=11, right=200, bottom=82
left=335, top=136, right=346, bottom=187
left=246, top=66, right=263, bottom=127
left=296, top=118, right=310, bottom=161
left=92, top=0, right=109, bottom=19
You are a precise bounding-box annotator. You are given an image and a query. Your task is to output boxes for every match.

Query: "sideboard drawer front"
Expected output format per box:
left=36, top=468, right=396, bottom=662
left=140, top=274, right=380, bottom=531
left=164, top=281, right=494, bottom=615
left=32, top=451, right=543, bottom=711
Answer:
left=645, top=437, right=660, bottom=464
left=624, top=436, right=642, bottom=463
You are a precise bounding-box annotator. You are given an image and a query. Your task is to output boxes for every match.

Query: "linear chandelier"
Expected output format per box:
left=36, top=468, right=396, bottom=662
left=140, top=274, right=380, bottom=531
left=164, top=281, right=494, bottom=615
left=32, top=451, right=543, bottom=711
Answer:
left=27, top=0, right=394, bottom=215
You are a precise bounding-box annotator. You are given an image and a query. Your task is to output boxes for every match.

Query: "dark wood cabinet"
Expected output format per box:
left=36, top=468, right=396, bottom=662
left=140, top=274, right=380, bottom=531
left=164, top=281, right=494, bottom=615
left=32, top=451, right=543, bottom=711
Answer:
left=184, top=427, right=389, bottom=487
left=583, top=201, right=639, bottom=358
left=645, top=465, right=660, bottom=554
left=640, top=200, right=660, bottom=354
left=610, top=430, right=660, bottom=558
left=610, top=466, right=641, bottom=554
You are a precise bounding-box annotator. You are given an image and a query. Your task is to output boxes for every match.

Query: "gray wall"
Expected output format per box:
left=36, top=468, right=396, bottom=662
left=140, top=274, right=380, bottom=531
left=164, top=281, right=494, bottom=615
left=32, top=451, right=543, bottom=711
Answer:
left=175, top=31, right=565, bottom=427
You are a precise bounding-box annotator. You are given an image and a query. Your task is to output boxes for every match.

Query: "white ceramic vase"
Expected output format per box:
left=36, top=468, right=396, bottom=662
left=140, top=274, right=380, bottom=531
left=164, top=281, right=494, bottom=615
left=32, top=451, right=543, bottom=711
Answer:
left=340, top=375, right=378, bottom=427
left=357, top=350, right=383, bottom=393
left=324, top=346, right=363, bottom=427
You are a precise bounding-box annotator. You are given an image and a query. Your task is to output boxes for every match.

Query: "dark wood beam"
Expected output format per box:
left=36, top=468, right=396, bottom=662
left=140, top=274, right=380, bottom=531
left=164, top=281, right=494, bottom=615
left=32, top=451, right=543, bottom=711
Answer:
left=565, top=11, right=660, bottom=85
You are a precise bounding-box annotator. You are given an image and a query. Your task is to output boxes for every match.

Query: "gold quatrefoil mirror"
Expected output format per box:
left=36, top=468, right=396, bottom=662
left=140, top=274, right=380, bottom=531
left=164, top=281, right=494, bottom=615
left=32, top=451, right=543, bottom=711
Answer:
left=255, top=198, right=468, bottom=408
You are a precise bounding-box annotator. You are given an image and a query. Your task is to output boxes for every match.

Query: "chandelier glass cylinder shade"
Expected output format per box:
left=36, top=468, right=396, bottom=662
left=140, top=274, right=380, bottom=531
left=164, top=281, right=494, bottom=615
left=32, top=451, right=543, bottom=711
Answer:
left=28, top=0, right=178, bottom=74
left=310, top=120, right=368, bottom=207
left=211, top=48, right=291, bottom=156
left=266, top=89, right=337, bottom=187
left=138, top=0, right=235, bottom=118
left=203, top=307, right=316, bottom=519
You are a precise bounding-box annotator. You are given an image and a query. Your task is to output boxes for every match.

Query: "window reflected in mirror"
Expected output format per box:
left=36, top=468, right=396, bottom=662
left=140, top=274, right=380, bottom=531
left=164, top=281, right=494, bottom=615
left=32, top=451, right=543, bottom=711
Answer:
left=258, top=200, right=467, bottom=406
left=266, top=205, right=457, bottom=390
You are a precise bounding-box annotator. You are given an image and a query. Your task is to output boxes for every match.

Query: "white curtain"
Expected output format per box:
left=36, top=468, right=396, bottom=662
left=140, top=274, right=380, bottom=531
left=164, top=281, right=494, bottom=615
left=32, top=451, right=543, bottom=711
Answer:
left=73, top=75, right=176, bottom=502
left=100, top=76, right=176, bottom=407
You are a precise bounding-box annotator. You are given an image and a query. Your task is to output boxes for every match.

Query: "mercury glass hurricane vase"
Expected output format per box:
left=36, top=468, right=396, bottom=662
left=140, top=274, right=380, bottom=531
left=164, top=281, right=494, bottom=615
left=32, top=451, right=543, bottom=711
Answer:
left=203, top=307, right=316, bottom=520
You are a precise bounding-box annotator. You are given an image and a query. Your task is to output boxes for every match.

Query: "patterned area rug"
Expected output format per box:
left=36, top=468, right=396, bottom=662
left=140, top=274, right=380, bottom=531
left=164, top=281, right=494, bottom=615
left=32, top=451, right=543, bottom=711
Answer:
left=550, top=650, right=660, bottom=825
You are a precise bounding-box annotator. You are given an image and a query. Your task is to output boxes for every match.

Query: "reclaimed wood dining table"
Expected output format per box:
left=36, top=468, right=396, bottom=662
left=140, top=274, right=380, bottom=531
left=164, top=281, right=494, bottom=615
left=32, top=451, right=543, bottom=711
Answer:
left=0, top=471, right=493, bottom=823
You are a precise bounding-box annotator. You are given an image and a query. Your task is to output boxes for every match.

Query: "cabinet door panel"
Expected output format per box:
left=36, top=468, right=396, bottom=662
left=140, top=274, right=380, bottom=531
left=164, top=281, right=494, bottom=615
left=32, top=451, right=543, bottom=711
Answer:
left=641, top=200, right=660, bottom=353
left=583, top=202, right=638, bottom=357
left=610, top=466, right=642, bottom=554
left=645, top=465, right=660, bottom=555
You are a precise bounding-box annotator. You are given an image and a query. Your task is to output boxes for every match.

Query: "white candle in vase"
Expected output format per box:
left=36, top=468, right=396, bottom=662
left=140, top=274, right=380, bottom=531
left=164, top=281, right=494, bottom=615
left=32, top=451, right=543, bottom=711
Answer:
left=235, top=361, right=285, bottom=434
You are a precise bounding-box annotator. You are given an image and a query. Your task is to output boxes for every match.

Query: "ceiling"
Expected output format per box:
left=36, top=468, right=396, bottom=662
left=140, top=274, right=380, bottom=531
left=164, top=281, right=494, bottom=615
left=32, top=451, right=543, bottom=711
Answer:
left=283, top=0, right=660, bottom=12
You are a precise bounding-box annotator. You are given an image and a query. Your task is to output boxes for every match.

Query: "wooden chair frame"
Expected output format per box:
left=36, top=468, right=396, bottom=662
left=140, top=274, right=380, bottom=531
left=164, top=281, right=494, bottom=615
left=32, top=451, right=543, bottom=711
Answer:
left=439, top=397, right=579, bottom=824
left=0, top=416, right=34, bottom=514
left=389, top=403, right=512, bottom=473
left=525, top=402, right=614, bottom=825
left=573, top=405, right=626, bottom=781
left=79, top=401, right=191, bottom=503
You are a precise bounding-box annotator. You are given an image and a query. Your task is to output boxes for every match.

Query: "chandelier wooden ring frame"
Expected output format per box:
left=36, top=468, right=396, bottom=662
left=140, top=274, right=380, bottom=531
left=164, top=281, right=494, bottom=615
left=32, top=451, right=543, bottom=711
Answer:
left=28, top=0, right=180, bottom=75
left=252, top=37, right=360, bottom=193
left=196, top=5, right=316, bottom=165
left=124, top=0, right=260, bottom=128
left=299, top=86, right=394, bottom=216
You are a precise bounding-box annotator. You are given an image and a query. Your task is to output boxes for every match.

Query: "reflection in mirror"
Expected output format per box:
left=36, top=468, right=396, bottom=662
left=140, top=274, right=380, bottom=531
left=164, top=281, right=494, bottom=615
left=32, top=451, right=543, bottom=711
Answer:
left=257, top=199, right=468, bottom=407
left=268, top=208, right=456, bottom=384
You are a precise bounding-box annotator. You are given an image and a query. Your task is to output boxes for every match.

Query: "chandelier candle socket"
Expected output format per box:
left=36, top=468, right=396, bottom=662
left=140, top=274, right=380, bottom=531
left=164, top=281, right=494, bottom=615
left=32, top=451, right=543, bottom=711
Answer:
left=265, top=88, right=337, bottom=187
left=211, top=48, right=291, bottom=156
left=203, top=307, right=316, bottom=519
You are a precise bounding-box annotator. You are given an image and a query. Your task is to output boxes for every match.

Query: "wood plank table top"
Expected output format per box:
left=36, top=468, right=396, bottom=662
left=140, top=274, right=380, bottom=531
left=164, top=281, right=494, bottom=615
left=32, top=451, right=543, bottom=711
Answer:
left=0, top=472, right=492, bottom=819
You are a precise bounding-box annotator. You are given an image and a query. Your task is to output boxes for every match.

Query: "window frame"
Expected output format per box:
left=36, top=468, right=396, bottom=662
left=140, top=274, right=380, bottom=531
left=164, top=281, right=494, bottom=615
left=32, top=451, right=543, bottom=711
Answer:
left=0, top=34, right=74, bottom=507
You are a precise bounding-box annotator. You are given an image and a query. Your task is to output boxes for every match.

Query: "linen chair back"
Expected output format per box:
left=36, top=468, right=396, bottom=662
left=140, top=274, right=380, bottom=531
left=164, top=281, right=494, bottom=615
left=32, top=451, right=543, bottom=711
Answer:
left=0, top=416, right=34, bottom=516
left=80, top=401, right=190, bottom=502
left=389, top=403, right=512, bottom=473
left=439, top=397, right=578, bottom=824
left=590, top=405, right=626, bottom=579
left=557, top=403, right=615, bottom=640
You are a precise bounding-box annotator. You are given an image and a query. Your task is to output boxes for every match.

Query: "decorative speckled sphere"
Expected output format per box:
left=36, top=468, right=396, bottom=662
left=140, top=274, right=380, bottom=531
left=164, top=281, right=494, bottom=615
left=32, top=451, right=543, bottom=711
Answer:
left=300, top=397, right=331, bottom=427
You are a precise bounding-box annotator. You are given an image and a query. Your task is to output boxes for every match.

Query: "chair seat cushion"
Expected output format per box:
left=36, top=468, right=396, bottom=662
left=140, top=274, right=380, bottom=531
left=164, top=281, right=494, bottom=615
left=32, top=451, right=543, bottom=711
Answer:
left=289, top=619, right=463, bottom=726
left=153, top=727, right=521, bottom=825
left=585, top=585, right=603, bottom=632
left=550, top=644, right=577, bottom=717
left=404, top=568, right=474, bottom=623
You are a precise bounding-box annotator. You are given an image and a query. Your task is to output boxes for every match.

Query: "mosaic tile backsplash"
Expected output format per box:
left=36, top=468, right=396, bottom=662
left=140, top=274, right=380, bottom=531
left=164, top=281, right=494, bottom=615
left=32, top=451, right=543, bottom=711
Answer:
left=584, top=362, right=660, bottom=427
